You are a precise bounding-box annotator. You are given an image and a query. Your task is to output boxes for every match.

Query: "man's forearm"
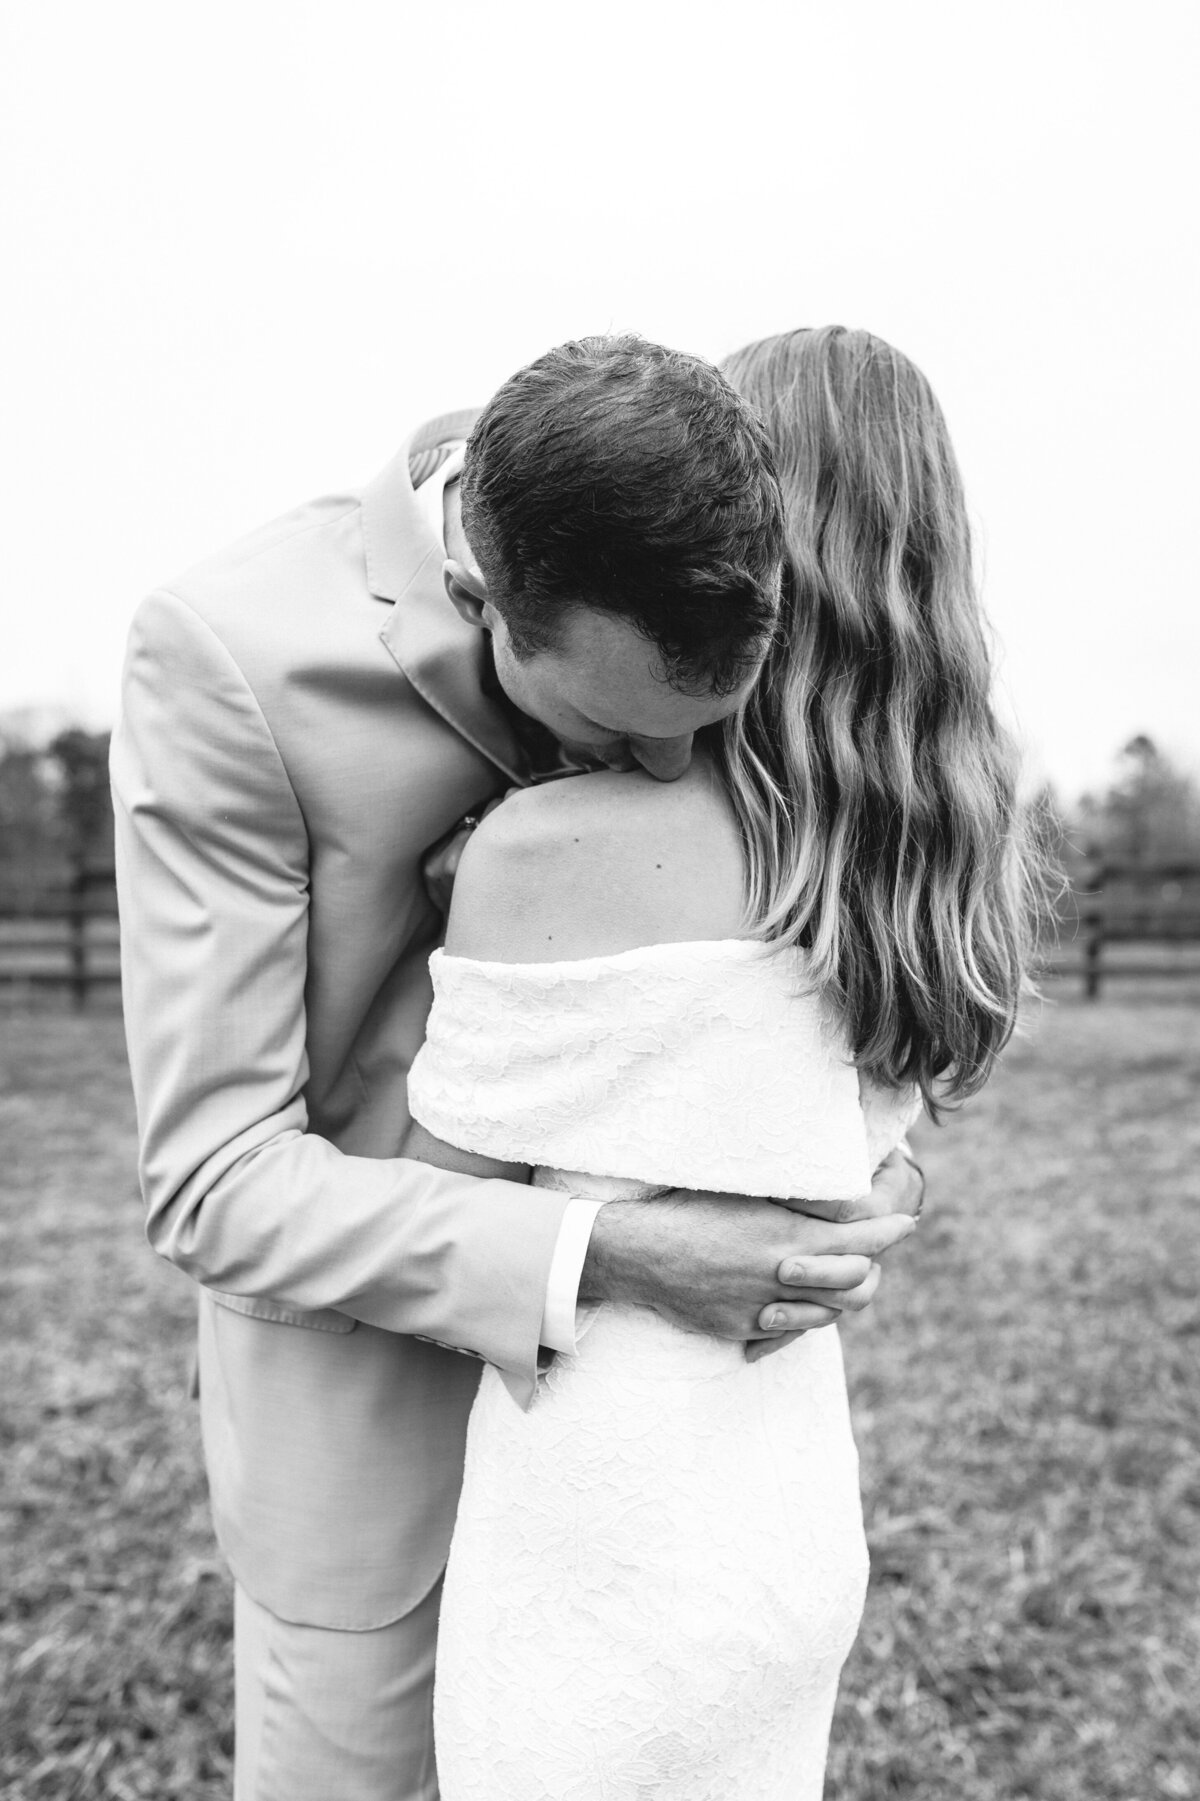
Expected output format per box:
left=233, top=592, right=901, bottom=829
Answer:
left=145, top=1120, right=569, bottom=1371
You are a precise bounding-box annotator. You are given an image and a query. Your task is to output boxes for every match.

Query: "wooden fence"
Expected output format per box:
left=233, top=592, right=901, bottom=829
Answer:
left=3, top=861, right=1199, bottom=1008
left=1052, top=861, right=1200, bottom=996
left=0, top=865, right=119, bottom=1007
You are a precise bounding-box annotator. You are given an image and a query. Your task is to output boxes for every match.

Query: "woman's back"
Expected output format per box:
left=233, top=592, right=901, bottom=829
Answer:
left=411, top=760, right=917, bottom=1801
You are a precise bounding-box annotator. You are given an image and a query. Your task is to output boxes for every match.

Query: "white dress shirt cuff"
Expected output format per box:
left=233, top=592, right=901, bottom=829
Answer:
left=539, top=1198, right=606, bottom=1355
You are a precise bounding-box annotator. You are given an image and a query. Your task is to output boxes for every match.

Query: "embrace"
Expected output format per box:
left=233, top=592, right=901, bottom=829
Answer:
left=112, top=327, right=1033, bottom=1799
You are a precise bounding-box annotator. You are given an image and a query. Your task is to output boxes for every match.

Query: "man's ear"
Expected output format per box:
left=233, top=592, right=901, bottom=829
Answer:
left=443, top=559, right=490, bottom=630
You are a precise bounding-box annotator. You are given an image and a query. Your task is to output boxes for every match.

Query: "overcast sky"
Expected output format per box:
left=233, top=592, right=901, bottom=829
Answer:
left=2, top=0, right=1196, bottom=798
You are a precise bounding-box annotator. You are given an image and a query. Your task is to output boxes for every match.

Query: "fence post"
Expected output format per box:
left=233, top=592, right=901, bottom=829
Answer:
left=69, top=862, right=88, bottom=1010
left=1083, top=923, right=1102, bottom=1000
left=1078, top=858, right=1105, bottom=1000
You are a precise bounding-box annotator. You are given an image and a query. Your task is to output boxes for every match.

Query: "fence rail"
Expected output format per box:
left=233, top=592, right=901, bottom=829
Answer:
left=0, top=868, right=119, bottom=1007
left=4, top=863, right=1200, bottom=1007
left=1050, top=861, right=1200, bottom=996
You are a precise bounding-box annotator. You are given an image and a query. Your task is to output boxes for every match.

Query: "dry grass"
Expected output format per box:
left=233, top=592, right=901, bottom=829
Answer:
left=832, top=987, right=1200, bottom=1800
left=1, top=1006, right=232, bottom=1799
left=2, top=988, right=1198, bottom=1799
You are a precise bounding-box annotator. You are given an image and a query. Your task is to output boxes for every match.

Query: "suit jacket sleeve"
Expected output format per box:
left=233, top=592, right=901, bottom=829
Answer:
left=110, top=588, right=569, bottom=1381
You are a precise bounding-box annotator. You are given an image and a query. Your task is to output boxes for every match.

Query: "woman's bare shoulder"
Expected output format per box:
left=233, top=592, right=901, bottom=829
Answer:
left=445, top=757, right=747, bottom=964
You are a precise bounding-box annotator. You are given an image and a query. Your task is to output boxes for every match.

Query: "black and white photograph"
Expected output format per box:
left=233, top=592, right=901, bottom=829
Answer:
left=2, top=3, right=1198, bottom=1797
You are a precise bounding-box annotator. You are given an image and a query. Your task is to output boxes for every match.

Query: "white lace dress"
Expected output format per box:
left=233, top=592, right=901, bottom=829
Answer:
left=408, top=939, right=918, bottom=1801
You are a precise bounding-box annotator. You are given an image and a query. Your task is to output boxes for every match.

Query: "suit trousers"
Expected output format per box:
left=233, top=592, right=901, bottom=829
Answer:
left=233, top=1577, right=443, bottom=1801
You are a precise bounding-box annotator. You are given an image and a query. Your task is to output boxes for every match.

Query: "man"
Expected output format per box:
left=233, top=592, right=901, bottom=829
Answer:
left=112, top=335, right=921, bottom=1799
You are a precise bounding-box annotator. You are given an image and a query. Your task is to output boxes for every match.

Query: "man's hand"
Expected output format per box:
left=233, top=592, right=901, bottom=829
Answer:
left=784, top=1145, right=924, bottom=1227
left=579, top=1189, right=916, bottom=1347
left=743, top=1145, right=924, bottom=1361
left=422, top=798, right=507, bottom=917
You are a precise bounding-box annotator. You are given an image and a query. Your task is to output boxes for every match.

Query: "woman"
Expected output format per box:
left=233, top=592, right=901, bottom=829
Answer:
left=403, top=326, right=1034, bottom=1798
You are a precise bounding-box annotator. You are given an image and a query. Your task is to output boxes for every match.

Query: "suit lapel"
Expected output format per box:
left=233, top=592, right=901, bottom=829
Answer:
left=362, top=412, right=527, bottom=785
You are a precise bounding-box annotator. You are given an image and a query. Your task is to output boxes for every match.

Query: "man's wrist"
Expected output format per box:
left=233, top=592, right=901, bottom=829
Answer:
left=577, top=1201, right=621, bottom=1304
left=578, top=1198, right=658, bottom=1306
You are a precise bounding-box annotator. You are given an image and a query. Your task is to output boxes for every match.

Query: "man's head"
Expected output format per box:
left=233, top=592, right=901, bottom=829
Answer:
left=442, top=335, right=784, bottom=780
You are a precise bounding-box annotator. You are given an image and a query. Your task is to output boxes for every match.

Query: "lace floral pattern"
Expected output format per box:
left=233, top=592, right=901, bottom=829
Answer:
left=411, top=941, right=919, bottom=1800
left=410, top=940, right=894, bottom=1200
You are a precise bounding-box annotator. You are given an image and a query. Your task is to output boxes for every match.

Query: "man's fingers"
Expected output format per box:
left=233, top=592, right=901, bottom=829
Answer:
left=755, top=1301, right=841, bottom=1333
left=870, top=1147, right=923, bottom=1218
left=778, top=1211, right=915, bottom=1272
left=760, top=1261, right=883, bottom=1331
left=783, top=1147, right=922, bottom=1224
left=777, top=1252, right=873, bottom=1292
left=745, top=1330, right=808, bottom=1363
left=836, top=1261, right=882, bottom=1311
left=422, top=825, right=478, bottom=914
left=773, top=1192, right=865, bottom=1224
left=783, top=1262, right=882, bottom=1315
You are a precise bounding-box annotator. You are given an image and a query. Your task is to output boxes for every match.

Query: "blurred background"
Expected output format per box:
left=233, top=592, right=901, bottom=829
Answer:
left=2, top=2, right=1198, bottom=1797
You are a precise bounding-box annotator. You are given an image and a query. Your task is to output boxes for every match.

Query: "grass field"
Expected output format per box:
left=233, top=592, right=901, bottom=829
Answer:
left=2, top=989, right=1198, bottom=1800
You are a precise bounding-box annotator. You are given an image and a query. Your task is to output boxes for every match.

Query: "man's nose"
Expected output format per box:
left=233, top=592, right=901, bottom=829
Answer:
left=631, top=735, right=694, bottom=782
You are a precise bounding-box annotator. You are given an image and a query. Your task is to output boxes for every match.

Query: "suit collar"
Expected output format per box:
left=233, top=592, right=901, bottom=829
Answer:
left=363, top=411, right=527, bottom=785
left=360, top=408, right=478, bottom=604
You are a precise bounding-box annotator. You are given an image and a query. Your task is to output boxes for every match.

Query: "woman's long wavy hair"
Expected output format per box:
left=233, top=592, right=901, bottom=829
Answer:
left=719, top=326, right=1036, bottom=1114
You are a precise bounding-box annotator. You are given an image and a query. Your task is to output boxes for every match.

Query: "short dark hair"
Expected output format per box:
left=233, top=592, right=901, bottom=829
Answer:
left=460, top=335, right=784, bottom=697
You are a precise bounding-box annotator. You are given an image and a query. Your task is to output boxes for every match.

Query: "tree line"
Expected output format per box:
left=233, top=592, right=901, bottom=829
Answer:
left=1034, top=735, right=1200, bottom=878
left=0, top=725, right=114, bottom=905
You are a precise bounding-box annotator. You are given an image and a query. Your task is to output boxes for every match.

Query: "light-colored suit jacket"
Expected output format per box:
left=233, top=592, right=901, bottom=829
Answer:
left=112, top=412, right=571, bottom=1630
